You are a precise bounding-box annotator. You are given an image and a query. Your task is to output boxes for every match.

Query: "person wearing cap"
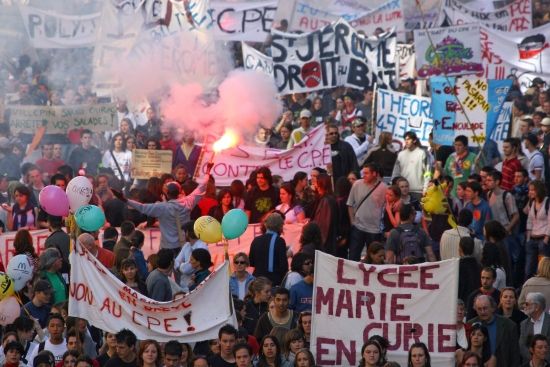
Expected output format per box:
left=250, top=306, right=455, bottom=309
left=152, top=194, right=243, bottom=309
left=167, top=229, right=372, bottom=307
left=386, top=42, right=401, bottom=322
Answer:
left=21, top=280, right=52, bottom=329
left=344, top=117, right=372, bottom=166
left=287, top=109, right=313, bottom=149
left=336, top=94, right=363, bottom=139
left=523, top=133, right=545, bottom=181
left=248, top=213, right=288, bottom=286
left=37, top=248, right=67, bottom=304
left=113, top=162, right=214, bottom=250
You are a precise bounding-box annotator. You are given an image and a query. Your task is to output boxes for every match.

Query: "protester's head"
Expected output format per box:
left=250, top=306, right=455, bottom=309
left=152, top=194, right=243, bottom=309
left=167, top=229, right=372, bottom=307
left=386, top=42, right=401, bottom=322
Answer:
left=120, top=220, right=136, bottom=237
left=407, top=342, right=430, bottom=367
left=461, top=350, right=483, bottom=367
left=467, top=323, right=490, bottom=361
left=359, top=339, right=383, bottom=367
left=13, top=185, right=31, bottom=206
left=483, top=220, right=507, bottom=243
left=326, top=124, right=340, bottom=144
left=525, top=292, right=546, bottom=319
left=130, top=230, right=145, bottom=249
left=190, top=248, right=212, bottom=271
left=480, top=267, right=497, bottom=290
left=13, top=316, right=34, bottom=341
left=57, top=165, right=74, bottom=181
left=138, top=340, right=162, bottom=367
left=537, top=257, right=550, bottom=279
left=365, top=242, right=385, bottom=264
left=191, top=356, right=209, bottom=367
left=232, top=252, right=250, bottom=272
left=459, top=237, right=475, bottom=257
left=164, top=340, right=184, bottom=367
left=289, top=252, right=313, bottom=276
left=13, top=228, right=34, bottom=255
left=264, top=212, right=284, bottom=234
left=39, top=247, right=62, bottom=272
left=157, top=248, right=174, bottom=270
left=115, top=329, right=137, bottom=359
left=3, top=340, right=23, bottom=364
left=50, top=173, right=67, bottom=189
left=33, top=350, right=55, bottom=367
left=256, top=166, right=273, bottom=187
left=246, top=277, right=272, bottom=303
left=457, top=209, right=473, bottom=227
left=233, top=343, right=252, bottom=367
left=465, top=181, right=482, bottom=201
left=273, top=287, right=290, bottom=314
left=282, top=329, right=305, bottom=357
left=66, top=328, right=84, bottom=353
left=46, top=313, right=65, bottom=342
left=529, top=180, right=547, bottom=201
left=473, top=294, right=496, bottom=322
left=78, top=233, right=97, bottom=254
left=295, top=348, right=316, bottom=367
left=259, top=335, right=281, bottom=363
left=524, top=133, right=538, bottom=149
left=75, top=355, right=94, bottom=367
left=104, top=227, right=119, bottom=241
left=378, top=131, right=393, bottom=149
left=404, top=131, right=419, bottom=150
left=316, top=173, right=333, bottom=195
left=529, top=334, right=549, bottom=361
left=182, top=221, right=198, bottom=241
left=217, top=324, right=237, bottom=358
left=399, top=203, right=415, bottom=223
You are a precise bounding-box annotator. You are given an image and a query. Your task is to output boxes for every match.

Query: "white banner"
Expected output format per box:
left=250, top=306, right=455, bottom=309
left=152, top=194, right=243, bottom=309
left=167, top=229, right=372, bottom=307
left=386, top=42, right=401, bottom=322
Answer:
left=289, top=0, right=405, bottom=35
left=404, top=0, right=444, bottom=30
left=272, top=19, right=398, bottom=94
left=311, top=252, right=458, bottom=366
left=196, top=125, right=330, bottom=186
left=489, top=101, right=512, bottom=152
left=0, top=224, right=305, bottom=270
left=480, top=24, right=550, bottom=88
left=19, top=4, right=100, bottom=48
left=69, top=241, right=236, bottom=342
left=376, top=88, right=432, bottom=148
left=241, top=43, right=273, bottom=77
left=414, top=24, right=483, bottom=78
left=207, top=1, right=277, bottom=42
left=397, top=43, right=415, bottom=79
left=445, top=0, right=532, bottom=32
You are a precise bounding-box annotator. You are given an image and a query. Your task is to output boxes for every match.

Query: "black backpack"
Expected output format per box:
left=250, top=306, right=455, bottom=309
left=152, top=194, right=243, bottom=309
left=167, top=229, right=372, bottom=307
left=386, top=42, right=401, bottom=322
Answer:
left=396, top=225, right=424, bottom=263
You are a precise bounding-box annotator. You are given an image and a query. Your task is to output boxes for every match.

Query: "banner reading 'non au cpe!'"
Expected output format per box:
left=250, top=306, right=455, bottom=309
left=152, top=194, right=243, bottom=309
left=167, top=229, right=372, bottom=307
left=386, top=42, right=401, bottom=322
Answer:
left=69, top=241, right=236, bottom=342
left=311, top=252, right=458, bottom=366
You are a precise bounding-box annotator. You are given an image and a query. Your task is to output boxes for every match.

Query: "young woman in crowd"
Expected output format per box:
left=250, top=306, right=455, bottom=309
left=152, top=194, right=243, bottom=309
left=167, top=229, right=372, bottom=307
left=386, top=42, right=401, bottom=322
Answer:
left=119, top=118, right=135, bottom=140
left=296, top=312, right=312, bottom=348
left=383, top=185, right=401, bottom=237
left=208, top=188, right=234, bottom=222
left=311, top=173, right=338, bottom=255
left=244, top=277, right=272, bottom=336
left=293, top=349, right=316, bottom=367
left=13, top=229, right=38, bottom=272
left=138, top=340, right=162, bottom=367
left=96, top=332, right=117, bottom=367
left=497, top=287, right=527, bottom=330
left=275, top=183, right=305, bottom=224
left=358, top=340, right=384, bottom=367
left=363, top=242, right=385, bottom=264
left=455, top=323, right=496, bottom=367
left=408, top=342, right=431, bottom=367
left=525, top=180, right=550, bottom=278
left=460, top=352, right=483, bottom=367
left=230, top=180, right=246, bottom=210
left=119, top=258, right=148, bottom=296
left=102, top=133, right=133, bottom=183
left=298, top=223, right=322, bottom=257
left=2, top=186, right=37, bottom=231
left=255, top=335, right=291, bottom=367
left=188, top=248, right=212, bottom=291
left=282, top=253, right=313, bottom=290
left=229, top=252, right=255, bottom=301
left=281, top=329, right=305, bottom=365
left=61, top=350, right=79, bottom=367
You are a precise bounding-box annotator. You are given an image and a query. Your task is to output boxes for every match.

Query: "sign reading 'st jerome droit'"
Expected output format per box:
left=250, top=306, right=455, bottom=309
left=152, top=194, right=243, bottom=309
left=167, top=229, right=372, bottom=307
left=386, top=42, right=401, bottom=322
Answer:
left=7, top=103, right=117, bottom=134
left=311, top=252, right=458, bottom=366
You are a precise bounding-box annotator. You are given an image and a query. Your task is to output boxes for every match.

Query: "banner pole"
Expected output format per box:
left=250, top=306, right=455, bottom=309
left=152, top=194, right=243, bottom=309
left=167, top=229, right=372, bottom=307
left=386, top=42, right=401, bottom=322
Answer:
left=371, top=82, right=377, bottom=137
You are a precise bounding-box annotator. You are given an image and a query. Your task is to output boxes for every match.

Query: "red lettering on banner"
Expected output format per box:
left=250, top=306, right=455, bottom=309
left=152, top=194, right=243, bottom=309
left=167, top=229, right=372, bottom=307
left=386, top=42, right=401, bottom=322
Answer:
left=509, top=17, right=529, bottom=31
left=164, top=318, right=180, bottom=333
left=379, top=293, right=387, bottom=321
left=428, top=323, right=434, bottom=351
left=438, top=324, right=456, bottom=352
left=420, top=264, right=439, bottom=289
left=336, top=339, right=356, bottom=366
left=335, top=290, right=353, bottom=317
left=315, top=286, right=334, bottom=315
left=146, top=229, right=160, bottom=253
left=398, top=266, right=417, bottom=288
left=378, top=268, right=397, bottom=287
left=69, top=282, right=94, bottom=305
left=390, top=294, right=411, bottom=321
left=403, top=323, right=423, bottom=350
left=357, top=263, right=376, bottom=285
left=316, top=337, right=357, bottom=365
left=336, top=259, right=355, bottom=285
left=509, top=0, right=529, bottom=16
left=147, top=316, right=161, bottom=329
left=118, top=290, right=137, bottom=307
left=100, top=297, right=122, bottom=317
left=355, top=291, right=374, bottom=319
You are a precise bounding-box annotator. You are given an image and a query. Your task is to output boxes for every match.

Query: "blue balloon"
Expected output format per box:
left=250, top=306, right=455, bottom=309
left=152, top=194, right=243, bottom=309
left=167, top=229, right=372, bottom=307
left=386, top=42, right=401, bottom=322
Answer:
left=221, top=209, right=248, bottom=240
left=75, top=205, right=105, bottom=232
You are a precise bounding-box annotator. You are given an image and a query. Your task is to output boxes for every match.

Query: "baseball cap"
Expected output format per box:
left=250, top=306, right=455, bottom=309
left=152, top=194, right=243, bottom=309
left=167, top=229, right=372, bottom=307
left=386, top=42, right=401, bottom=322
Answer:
left=531, top=77, right=545, bottom=87
left=352, top=117, right=367, bottom=127
left=299, top=109, right=312, bottom=118
left=541, top=117, right=550, bottom=126
left=34, top=279, right=52, bottom=293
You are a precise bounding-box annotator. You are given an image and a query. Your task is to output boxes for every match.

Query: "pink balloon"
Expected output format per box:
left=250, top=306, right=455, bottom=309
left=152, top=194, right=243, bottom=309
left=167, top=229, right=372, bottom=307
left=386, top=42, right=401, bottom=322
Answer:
left=0, top=296, right=19, bottom=326
left=39, top=185, right=69, bottom=217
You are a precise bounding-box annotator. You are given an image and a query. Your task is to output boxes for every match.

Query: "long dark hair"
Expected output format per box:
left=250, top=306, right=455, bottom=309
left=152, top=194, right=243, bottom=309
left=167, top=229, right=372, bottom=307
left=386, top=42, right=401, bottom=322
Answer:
left=358, top=340, right=382, bottom=367
left=467, top=323, right=491, bottom=364
left=257, top=335, right=282, bottom=367
left=407, top=342, right=431, bottom=367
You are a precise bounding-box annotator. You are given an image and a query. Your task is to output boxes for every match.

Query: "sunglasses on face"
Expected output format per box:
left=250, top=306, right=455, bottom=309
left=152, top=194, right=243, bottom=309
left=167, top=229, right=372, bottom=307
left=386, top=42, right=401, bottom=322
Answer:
left=234, top=261, right=247, bottom=265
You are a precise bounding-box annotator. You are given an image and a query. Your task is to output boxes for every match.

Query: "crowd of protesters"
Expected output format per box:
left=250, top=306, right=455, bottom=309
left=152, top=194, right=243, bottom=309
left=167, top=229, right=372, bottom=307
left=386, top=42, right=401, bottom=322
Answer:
left=1, top=2, right=550, bottom=365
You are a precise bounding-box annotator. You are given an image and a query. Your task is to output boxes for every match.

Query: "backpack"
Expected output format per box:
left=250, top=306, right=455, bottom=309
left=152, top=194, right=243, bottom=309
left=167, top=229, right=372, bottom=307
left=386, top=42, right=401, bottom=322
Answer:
left=396, top=225, right=424, bottom=263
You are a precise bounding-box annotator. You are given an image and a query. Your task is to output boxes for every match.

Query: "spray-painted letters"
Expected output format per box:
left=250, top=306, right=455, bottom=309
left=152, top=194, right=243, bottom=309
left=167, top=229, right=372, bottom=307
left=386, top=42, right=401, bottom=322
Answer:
left=445, top=0, right=532, bottom=32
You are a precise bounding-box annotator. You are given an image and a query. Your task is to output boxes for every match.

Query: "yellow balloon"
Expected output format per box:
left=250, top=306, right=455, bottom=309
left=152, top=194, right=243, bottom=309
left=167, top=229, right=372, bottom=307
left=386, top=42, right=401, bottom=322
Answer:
left=194, top=216, right=222, bottom=244
left=0, top=273, right=15, bottom=301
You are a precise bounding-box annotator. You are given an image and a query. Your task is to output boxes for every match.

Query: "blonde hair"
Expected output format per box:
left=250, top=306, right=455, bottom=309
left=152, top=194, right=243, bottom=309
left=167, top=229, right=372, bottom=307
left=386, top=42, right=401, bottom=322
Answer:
left=537, top=257, right=550, bottom=279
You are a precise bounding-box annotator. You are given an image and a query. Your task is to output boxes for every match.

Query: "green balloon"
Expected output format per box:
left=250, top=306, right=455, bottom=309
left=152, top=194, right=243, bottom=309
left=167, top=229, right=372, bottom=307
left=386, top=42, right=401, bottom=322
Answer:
left=221, top=209, right=248, bottom=240
left=75, top=205, right=105, bottom=232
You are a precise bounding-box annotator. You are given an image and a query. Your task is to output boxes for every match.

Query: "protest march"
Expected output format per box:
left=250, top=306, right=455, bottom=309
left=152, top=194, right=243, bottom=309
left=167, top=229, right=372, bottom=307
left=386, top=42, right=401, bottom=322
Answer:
left=2, top=0, right=550, bottom=366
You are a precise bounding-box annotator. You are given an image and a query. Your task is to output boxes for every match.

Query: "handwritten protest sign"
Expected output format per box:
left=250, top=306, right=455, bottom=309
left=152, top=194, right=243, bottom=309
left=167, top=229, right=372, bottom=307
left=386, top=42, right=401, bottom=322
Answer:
left=480, top=24, right=550, bottom=90
left=489, top=101, right=512, bottom=152
left=7, top=104, right=117, bottom=134
left=69, top=241, right=236, bottom=341
left=312, top=252, right=458, bottom=366
left=196, top=125, right=330, bottom=186
left=445, top=0, right=532, bottom=32
left=271, top=19, right=398, bottom=94
left=397, top=43, right=415, bottom=79
left=414, top=24, right=483, bottom=78
left=430, top=76, right=512, bottom=146
left=19, top=4, right=100, bottom=48
left=132, top=149, right=173, bottom=179
left=376, top=89, right=432, bottom=147
left=288, top=0, right=405, bottom=36
left=0, top=224, right=304, bottom=269
left=241, top=42, right=273, bottom=77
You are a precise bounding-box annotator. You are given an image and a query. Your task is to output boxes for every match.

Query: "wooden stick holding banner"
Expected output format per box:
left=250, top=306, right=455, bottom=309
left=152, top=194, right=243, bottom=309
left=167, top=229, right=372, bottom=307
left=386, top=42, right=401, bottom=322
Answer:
left=192, top=137, right=209, bottom=181
left=371, top=82, right=377, bottom=136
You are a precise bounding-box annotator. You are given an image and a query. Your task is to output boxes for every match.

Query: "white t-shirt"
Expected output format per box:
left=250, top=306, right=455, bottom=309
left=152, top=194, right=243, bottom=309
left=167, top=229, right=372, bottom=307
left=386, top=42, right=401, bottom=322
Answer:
left=27, top=338, right=67, bottom=366
left=527, top=150, right=545, bottom=180
left=102, top=150, right=133, bottom=181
